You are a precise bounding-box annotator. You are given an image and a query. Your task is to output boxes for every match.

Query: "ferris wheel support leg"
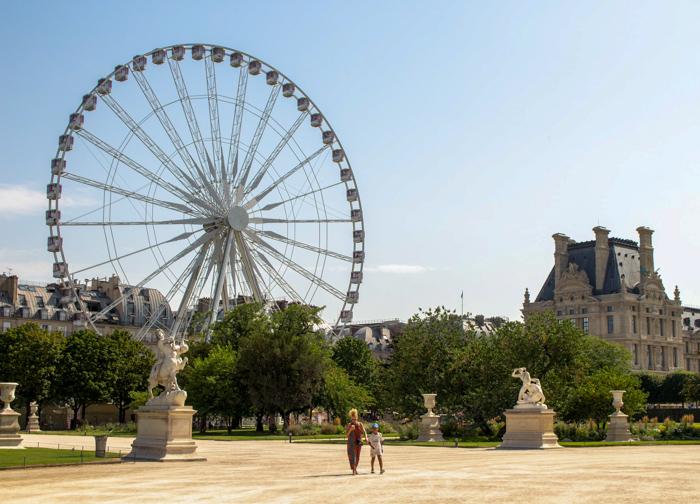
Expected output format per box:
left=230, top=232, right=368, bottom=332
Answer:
left=234, top=231, right=264, bottom=304
left=171, top=242, right=210, bottom=339
left=207, top=230, right=235, bottom=337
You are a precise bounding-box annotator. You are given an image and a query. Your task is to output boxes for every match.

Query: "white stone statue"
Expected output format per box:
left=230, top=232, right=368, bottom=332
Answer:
left=512, top=368, right=546, bottom=409
left=147, top=330, right=189, bottom=406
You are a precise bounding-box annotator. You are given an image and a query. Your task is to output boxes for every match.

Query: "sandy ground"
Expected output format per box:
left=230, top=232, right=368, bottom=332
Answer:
left=2, top=433, right=699, bottom=503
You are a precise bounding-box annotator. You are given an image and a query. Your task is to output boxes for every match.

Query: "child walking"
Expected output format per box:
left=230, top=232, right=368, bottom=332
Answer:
left=368, top=423, right=385, bottom=474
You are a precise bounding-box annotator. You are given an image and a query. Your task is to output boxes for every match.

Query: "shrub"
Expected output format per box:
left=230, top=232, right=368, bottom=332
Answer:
left=320, top=423, right=338, bottom=435
left=397, top=422, right=420, bottom=440
left=377, top=421, right=395, bottom=434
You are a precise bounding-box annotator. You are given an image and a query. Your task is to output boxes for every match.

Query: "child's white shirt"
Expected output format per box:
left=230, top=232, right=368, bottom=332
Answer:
left=368, top=432, right=383, bottom=455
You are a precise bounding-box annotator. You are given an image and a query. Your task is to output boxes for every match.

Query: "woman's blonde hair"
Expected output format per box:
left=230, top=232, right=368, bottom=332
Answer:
left=348, top=408, right=358, bottom=419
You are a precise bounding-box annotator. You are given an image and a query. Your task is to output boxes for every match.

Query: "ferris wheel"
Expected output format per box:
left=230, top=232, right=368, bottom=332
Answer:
left=46, top=43, right=364, bottom=339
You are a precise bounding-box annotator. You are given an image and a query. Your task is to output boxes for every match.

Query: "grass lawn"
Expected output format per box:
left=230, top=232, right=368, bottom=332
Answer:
left=0, top=447, right=120, bottom=468
left=34, top=430, right=136, bottom=438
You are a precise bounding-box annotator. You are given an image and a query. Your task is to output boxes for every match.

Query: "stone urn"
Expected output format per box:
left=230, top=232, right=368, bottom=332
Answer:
left=611, top=390, right=625, bottom=416
left=0, top=383, right=18, bottom=410
left=422, top=394, right=437, bottom=416
left=606, top=390, right=632, bottom=442
left=417, top=393, right=443, bottom=442
left=0, top=382, right=24, bottom=449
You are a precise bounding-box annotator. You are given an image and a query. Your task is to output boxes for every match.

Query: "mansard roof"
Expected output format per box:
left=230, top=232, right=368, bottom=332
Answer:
left=535, top=237, right=642, bottom=302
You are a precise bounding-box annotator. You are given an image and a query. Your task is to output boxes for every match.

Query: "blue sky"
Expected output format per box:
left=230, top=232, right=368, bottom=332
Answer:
left=2, top=1, right=700, bottom=322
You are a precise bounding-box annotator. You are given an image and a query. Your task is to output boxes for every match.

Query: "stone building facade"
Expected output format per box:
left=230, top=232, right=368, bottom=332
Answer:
left=681, top=307, right=700, bottom=373
left=0, top=273, right=172, bottom=343
left=523, top=226, right=689, bottom=373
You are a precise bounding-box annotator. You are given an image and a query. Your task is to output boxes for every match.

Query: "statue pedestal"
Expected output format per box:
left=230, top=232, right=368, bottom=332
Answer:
left=417, top=413, right=443, bottom=442
left=499, top=407, right=560, bottom=449
left=124, top=403, right=205, bottom=462
left=0, top=409, right=24, bottom=449
left=606, top=412, right=632, bottom=442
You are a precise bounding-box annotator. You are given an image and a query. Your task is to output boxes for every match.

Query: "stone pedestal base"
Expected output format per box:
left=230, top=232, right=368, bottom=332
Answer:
left=123, top=405, right=205, bottom=462
left=499, top=408, right=561, bottom=449
left=606, top=413, right=632, bottom=442
left=26, top=415, right=41, bottom=433
left=417, top=413, right=444, bottom=442
left=0, top=410, right=24, bottom=449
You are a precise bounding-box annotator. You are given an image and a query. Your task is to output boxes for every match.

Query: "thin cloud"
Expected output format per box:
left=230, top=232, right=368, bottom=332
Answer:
left=365, top=264, right=440, bottom=274
left=0, top=247, right=53, bottom=282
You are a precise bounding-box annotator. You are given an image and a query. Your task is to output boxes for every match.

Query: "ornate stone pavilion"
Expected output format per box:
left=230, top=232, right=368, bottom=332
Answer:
left=523, top=226, right=690, bottom=373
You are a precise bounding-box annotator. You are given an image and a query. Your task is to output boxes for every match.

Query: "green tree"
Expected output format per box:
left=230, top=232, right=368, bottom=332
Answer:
left=682, top=373, right=700, bottom=403
left=385, top=306, right=465, bottom=417
left=104, top=330, right=154, bottom=423
left=186, top=345, right=248, bottom=433
left=238, top=304, right=327, bottom=430
left=331, top=336, right=376, bottom=388
left=55, top=329, right=112, bottom=428
left=659, top=372, right=696, bottom=405
left=318, top=364, right=372, bottom=423
left=638, top=373, right=663, bottom=404
left=0, top=323, right=64, bottom=420
left=210, top=302, right=266, bottom=350
left=556, top=368, right=647, bottom=425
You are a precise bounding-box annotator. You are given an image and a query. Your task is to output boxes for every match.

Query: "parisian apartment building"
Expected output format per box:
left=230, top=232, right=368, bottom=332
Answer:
left=523, top=226, right=700, bottom=374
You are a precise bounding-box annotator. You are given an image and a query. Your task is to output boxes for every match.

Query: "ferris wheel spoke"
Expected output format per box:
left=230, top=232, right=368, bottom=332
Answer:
left=131, top=69, right=220, bottom=206
left=170, top=241, right=212, bottom=338
left=234, top=231, right=264, bottom=302
left=258, top=181, right=344, bottom=213
left=253, top=229, right=352, bottom=262
left=245, top=111, right=308, bottom=194
left=250, top=217, right=351, bottom=225
left=249, top=246, right=304, bottom=303
left=86, top=228, right=218, bottom=323
left=242, top=145, right=330, bottom=210
left=168, top=58, right=216, bottom=183
left=227, top=68, right=248, bottom=182
left=134, top=248, right=202, bottom=341
left=244, top=230, right=345, bottom=300
left=61, top=172, right=195, bottom=215
left=71, top=229, right=203, bottom=276
left=236, top=84, right=281, bottom=191
left=205, top=52, right=225, bottom=186
left=75, top=129, right=216, bottom=214
left=61, top=217, right=214, bottom=226
left=99, top=94, right=199, bottom=190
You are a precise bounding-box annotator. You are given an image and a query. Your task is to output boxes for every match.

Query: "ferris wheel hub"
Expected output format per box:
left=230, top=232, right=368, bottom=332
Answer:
left=227, top=205, right=249, bottom=231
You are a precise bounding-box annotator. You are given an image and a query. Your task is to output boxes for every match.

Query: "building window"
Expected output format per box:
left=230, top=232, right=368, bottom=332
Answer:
left=607, top=315, right=614, bottom=334
left=633, top=315, right=637, bottom=334
left=687, top=341, right=691, bottom=353
left=673, top=347, right=678, bottom=368
left=583, top=317, right=589, bottom=334
left=648, top=346, right=653, bottom=368
left=568, top=309, right=575, bottom=315
left=2, top=321, right=10, bottom=331
left=687, top=359, right=692, bottom=371
left=634, top=344, right=639, bottom=365
left=646, top=317, right=651, bottom=335
left=36, top=296, right=45, bottom=308
left=684, top=317, right=691, bottom=326
left=660, top=319, right=665, bottom=337
left=18, top=294, right=27, bottom=306
left=607, top=306, right=614, bottom=312
left=41, top=324, right=49, bottom=331
left=581, top=308, right=588, bottom=314
left=672, top=321, right=676, bottom=338
left=556, top=310, right=562, bottom=316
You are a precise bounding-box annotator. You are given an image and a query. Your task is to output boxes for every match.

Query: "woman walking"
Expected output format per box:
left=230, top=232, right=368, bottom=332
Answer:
left=346, top=408, right=368, bottom=475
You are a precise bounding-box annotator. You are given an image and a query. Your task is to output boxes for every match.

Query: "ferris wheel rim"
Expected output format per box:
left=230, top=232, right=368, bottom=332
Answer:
left=47, top=42, right=365, bottom=335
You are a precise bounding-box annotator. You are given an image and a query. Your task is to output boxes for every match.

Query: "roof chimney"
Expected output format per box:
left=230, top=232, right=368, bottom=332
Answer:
left=593, top=226, right=610, bottom=292
left=552, top=233, right=570, bottom=289
left=637, top=226, right=654, bottom=277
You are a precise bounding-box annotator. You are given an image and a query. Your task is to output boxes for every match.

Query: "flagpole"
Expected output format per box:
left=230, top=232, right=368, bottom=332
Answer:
left=460, top=291, right=464, bottom=318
